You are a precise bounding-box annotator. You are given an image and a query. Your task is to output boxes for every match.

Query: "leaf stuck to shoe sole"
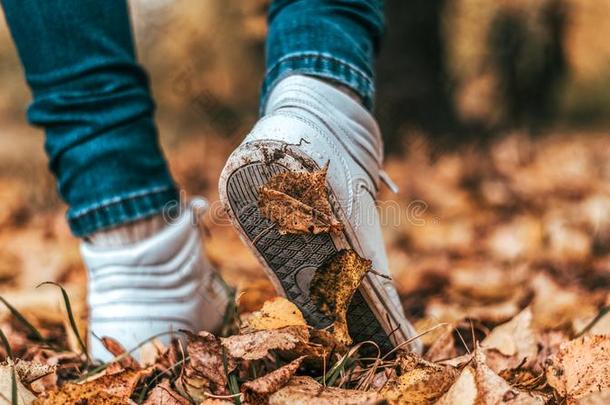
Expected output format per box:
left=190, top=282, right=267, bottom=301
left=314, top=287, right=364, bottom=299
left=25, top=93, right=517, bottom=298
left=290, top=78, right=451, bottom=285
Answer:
left=258, top=164, right=343, bottom=235
left=310, top=249, right=372, bottom=345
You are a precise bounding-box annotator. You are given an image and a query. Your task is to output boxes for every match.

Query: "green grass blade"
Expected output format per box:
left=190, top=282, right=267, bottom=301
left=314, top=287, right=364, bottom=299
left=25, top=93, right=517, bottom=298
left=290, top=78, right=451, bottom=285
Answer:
left=37, top=282, right=89, bottom=363
left=216, top=275, right=238, bottom=337
left=0, top=296, right=45, bottom=342
left=0, top=327, right=14, bottom=359
left=0, top=328, right=18, bottom=405
left=222, top=349, right=241, bottom=405
left=229, top=374, right=241, bottom=405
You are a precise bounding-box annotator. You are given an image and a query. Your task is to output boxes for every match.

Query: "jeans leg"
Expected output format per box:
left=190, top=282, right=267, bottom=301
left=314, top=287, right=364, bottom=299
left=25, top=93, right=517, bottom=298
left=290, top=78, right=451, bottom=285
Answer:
left=263, top=0, right=385, bottom=112
left=0, top=0, right=178, bottom=237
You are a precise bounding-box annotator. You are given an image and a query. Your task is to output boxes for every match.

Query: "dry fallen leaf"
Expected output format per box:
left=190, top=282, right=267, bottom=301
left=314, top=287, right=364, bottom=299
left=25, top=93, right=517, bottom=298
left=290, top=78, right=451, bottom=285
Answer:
left=424, top=294, right=523, bottom=325
left=448, top=262, right=528, bottom=302
left=101, top=336, right=140, bottom=371
left=242, top=297, right=307, bottom=332
left=531, top=273, right=598, bottom=329
left=485, top=215, right=543, bottom=261
left=424, top=326, right=458, bottom=363
left=268, top=376, right=383, bottom=405
left=22, top=348, right=84, bottom=394
left=180, top=331, right=235, bottom=400
left=545, top=335, right=610, bottom=399
left=405, top=218, right=475, bottom=255
left=310, top=249, right=371, bottom=345
left=221, top=325, right=310, bottom=360
left=381, top=351, right=458, bottom=404
left=34, top=368, right=152, bottom=405
left=481, top=307, right=538, bottom=373
left=0, top=363, right=37, bottom=405
left=436, top=348, right=544, bottom=405
left=544, top=219, right=592, bottom=264
left=0, top=248, right=21, bottom=284
left=572, top=306, right=610, bottom=336
left=14, top=359, right=56, bottom=384
left=143, top=379, right=190, bottom=405
left=258, top=165, right=343, bottom=235
left=575, top=388, right=610, bottom=405
left=200, top=399, right=234, bottom=405
left=242, top=356, right=304, bottom=404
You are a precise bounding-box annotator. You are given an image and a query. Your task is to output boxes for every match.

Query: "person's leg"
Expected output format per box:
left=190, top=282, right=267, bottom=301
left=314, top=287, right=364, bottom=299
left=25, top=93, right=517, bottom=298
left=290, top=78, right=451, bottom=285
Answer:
left=220, top=0, right=421, bottom=354
left=262, top=0, right=384, bottom=111
left=1, top=0, right=175, bottom=235
left=1, top=0, right=227, bottom=360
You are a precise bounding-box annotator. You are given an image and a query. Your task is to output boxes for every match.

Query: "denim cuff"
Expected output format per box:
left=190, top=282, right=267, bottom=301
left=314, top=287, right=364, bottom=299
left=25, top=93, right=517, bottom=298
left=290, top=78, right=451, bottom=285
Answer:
left=67, top=186, right=179, bottom=237
left=261, top=52, right=375, bottom=114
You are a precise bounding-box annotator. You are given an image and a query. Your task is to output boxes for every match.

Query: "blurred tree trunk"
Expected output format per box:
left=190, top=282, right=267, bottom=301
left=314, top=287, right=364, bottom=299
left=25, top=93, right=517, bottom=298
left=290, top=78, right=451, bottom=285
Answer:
left=376, top=0, right=462, bottom=153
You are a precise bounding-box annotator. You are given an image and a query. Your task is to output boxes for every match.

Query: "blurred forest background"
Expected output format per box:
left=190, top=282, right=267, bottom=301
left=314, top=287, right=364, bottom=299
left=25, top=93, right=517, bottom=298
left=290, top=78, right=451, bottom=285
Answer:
left=2, top=0, right=610, bottom=154
left=1, top=0, right=608, bottom=215
left=0, top=0, right=609, bottom=366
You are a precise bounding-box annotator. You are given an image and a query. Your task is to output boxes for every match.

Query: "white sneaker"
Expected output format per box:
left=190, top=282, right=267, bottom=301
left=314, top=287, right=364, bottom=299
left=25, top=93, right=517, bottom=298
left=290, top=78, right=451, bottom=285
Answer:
left=81, top=199, right=229, bottom=361
left=219, top=75, right=421, bottom=354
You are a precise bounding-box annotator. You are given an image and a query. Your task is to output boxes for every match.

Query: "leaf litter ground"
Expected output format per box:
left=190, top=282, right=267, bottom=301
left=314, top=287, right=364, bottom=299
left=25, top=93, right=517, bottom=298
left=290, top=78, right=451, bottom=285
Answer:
left=0, top=133, right=609, bottom=404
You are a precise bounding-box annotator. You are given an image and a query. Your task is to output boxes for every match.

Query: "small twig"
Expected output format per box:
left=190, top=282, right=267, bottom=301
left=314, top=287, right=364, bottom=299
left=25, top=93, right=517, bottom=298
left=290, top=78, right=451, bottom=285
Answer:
left=368, top=269, right=392, bottom=280
left=204, top=392, right=243, bottom=399
left=381, top=322, right=449, bottom=361
left=575, top=305, right=610, bottom=338
left=454, top=327, right=471, bottom=354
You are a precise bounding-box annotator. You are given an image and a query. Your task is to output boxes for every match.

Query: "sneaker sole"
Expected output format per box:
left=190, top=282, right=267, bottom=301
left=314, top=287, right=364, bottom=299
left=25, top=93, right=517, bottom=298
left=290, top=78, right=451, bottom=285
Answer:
left=219, top=140, right=410, bottom=354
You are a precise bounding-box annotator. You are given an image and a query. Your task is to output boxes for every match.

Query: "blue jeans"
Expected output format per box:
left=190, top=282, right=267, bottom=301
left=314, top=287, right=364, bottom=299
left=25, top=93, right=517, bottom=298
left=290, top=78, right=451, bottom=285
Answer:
left=0, top=0, right=384, bottom=237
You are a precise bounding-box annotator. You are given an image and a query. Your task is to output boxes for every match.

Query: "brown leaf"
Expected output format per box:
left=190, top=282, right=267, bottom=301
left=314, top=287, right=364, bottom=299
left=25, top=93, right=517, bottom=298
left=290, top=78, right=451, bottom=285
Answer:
left=531, top=273, right=598, bottom=329
left=139, top=339, right=168, bottom=368
left=221, top=325, right=310, bottom=360
left=499, top=368, right=546, bottom=392
left=448, top=262, right=528, bottom=302
left=0, top=363, right=37, bottom=405
left=485, top=215, right=543, bottom=261
left=482, top=308, right=535, bottom=357
left=258, top=165, right=343, bottom=235
left=424, top=294, right=524, bottom=325
left=23, top=348, right=85, bottom=392
left=101, top=336, right=141, bottom=371
left=436, top=348, right=544, bottom=405
left=242, top=297, right=307, bottom=332
left=180, top=331, right=235, bottom=400
left=242, top=356, right=304, bottom=404
left=34, top=368, right=152, bottom=405
left=310, top=249, right=371, bottom=345
left=424, top=326, right=458, bottom=363
left=380, top=352, right=458, bottom=404
left=575, top=388, right=610, bottom=405
left=481, top=307, right=538, bottom=373
left=34, top=385, right=127, bottom=405
left=268, top=376, right=383, bottom=404
left=143, top=380, right=190, bottom=405
left=545, top=335, right=610, bottom=399
left=438, top=353, right=474, bottom=369
left=14, top=359, right=56, bottom=384
left=573, top=307, right=610, bottom=336
left=200, top=399, right=235, bottom=405
left=545, top=220, right=592, bottom=264
left=534, top=330, right=570, bottom=374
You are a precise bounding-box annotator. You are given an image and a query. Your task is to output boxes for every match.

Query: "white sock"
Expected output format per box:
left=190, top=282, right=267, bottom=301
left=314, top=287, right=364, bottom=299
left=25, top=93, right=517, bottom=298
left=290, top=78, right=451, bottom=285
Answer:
left=85, top=214, right=168, bottom=247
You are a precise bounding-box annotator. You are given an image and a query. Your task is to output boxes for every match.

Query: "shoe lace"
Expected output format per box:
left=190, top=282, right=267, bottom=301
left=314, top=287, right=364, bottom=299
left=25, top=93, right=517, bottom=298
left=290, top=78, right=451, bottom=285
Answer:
left=379, top=170, right=399, bottom=194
